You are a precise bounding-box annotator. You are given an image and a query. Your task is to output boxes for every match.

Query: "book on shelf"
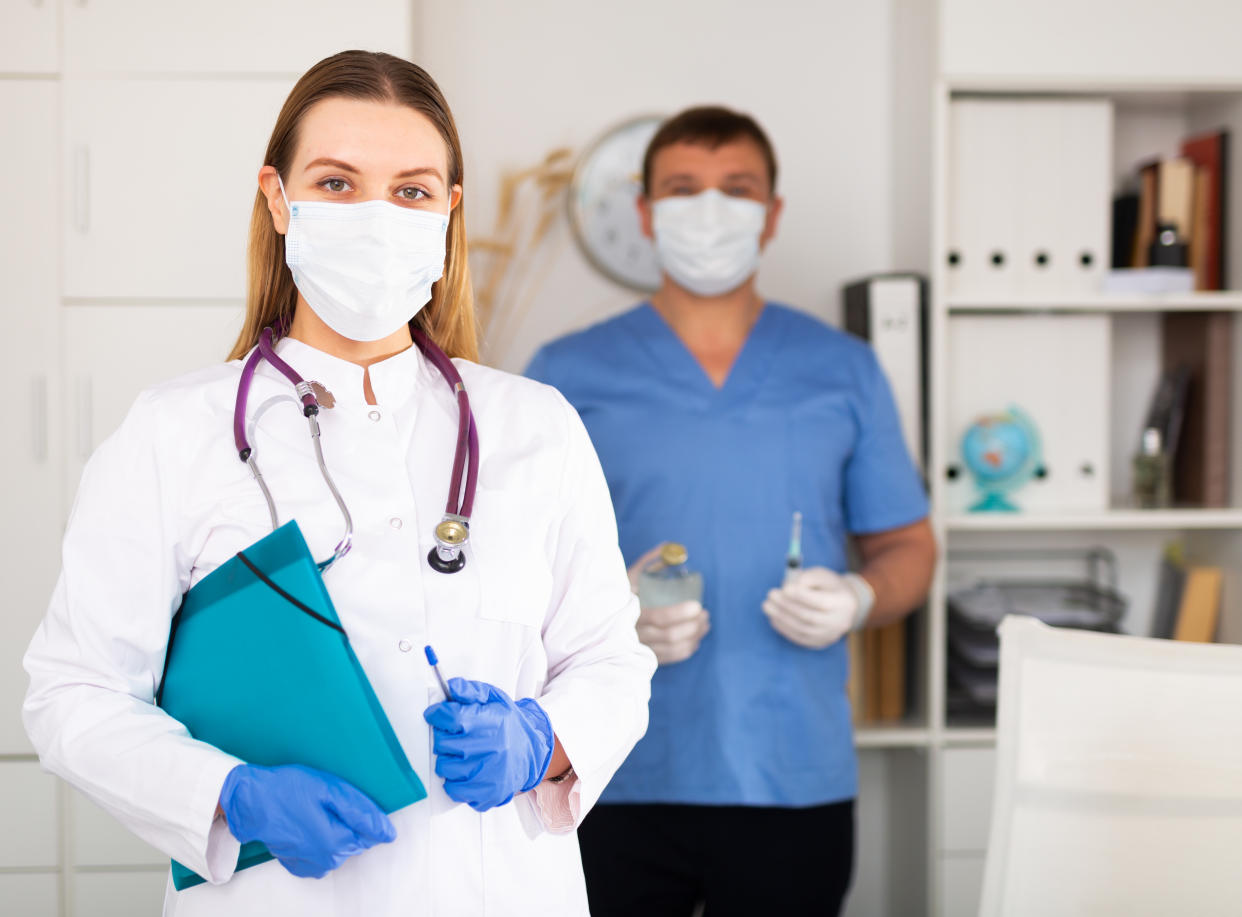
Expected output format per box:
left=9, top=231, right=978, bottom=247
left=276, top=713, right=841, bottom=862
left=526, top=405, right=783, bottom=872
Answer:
left=1162, top=311, right=1234, bottom=507
left=847, top=631, right=864, bottom=724
left=842, top=274, right=928, bottom=476
left=1180, top=130, right=1229, bottom=291
left=1114, top=129, right=1229, bottom=290
left=1131, top=160, right=1159, bottom=268
left=851, top=617, right=908, bottom=726
left=1157, top=157, right=1196, bottom=246
left=1173, top=566, right=1224, bottom=643
left=1150, top=542, right=1186, bottom=640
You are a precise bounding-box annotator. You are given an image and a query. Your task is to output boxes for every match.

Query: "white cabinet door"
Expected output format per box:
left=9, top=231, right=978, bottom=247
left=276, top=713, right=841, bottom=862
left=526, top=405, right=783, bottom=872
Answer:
left=0, top=81, right=62, bottom=754
left=64, top=304, right=244, bottom=503
left=0, top=0, right=59, bottom=73
left=72, top=871, right=168, bottom=917
left=62, top=79, right=291, bottom=300
left=64, top=0, right=411, bottom=75
left=940, top=855, right=985, bottom=917
left=0, top=762, right=60, bottom=868
left=0, top=874, right=60, bottom=917
left=940, top=747, right=997, bottom=854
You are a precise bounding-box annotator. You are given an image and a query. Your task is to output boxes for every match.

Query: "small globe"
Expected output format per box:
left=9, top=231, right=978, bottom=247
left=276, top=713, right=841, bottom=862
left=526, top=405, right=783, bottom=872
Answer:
left=962, top=417, right=1032, bottom=485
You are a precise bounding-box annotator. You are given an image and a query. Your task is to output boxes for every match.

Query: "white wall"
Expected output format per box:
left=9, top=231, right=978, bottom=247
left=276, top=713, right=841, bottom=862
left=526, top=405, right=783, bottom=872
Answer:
left=417, top=0, right=933, bottom=372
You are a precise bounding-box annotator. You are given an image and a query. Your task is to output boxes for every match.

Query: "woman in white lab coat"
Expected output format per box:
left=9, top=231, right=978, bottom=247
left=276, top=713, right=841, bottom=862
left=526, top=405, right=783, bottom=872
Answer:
left=23, top=50, right=655, bottom=916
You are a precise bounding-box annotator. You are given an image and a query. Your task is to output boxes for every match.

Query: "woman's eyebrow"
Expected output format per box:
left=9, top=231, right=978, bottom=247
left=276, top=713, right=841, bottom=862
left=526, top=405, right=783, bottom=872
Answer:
left=394, top=166, right=444, bottom=183
left=303, top=157, right=359, bottom=173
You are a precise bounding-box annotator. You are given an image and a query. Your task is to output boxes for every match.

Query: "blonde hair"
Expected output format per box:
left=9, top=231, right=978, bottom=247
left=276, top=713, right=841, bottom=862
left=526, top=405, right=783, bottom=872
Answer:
left=229, top=50, right=477, bottom=362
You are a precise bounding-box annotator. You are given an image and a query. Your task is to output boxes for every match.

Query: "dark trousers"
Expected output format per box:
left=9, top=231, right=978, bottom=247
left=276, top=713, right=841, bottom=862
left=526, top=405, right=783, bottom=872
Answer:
left=578, top=801, right=855, bottom=917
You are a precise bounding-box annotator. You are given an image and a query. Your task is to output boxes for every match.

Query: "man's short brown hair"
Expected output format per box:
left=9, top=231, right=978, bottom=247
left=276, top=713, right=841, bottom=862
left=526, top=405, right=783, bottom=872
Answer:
left=641, top=106, right=778, bottom=195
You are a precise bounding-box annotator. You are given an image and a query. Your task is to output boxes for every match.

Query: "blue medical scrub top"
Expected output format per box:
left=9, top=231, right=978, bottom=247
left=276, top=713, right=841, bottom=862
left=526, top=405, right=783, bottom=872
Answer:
left=526, top=303, right=928, bottom=807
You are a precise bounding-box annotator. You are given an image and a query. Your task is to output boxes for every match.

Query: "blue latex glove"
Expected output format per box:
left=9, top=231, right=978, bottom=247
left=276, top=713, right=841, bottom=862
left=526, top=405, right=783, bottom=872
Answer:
left=219, top=763, right=396, bottom=878
left=423, top=678, right=554, bottom=812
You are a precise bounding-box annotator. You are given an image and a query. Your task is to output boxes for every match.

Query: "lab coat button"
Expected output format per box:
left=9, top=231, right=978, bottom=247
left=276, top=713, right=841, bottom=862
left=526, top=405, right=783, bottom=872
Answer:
left=389, top=516, right=403, bottom=529
left=368, top=410, right=382, bottom=422
left=398, top=639, right=412, bottom=653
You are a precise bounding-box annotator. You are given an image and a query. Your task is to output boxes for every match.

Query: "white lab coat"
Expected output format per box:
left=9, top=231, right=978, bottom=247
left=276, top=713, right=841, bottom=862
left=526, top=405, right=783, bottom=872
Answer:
left=23, top=336, right=656, bottom=917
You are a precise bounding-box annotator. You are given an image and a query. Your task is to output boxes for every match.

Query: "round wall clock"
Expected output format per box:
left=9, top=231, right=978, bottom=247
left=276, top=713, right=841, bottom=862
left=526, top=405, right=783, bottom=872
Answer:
left=567, top=114, right=664, bottom=292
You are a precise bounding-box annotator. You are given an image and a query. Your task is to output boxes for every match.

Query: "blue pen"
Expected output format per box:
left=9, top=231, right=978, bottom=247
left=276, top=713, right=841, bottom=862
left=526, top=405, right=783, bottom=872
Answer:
left=424, top=645, right=456, bottom=701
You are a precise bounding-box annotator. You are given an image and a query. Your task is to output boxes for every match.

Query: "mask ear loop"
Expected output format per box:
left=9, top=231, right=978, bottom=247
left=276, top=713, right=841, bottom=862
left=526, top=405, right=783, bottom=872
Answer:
left=276, top=173, right=292, bottom=217
left=273, top=173, right=296, bottom=339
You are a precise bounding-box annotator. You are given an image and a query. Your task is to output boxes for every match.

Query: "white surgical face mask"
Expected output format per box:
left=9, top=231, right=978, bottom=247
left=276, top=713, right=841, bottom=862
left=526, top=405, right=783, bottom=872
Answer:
left=651, top=188, right=768, bottom=297
left=279, top=176, right=451, bottom=342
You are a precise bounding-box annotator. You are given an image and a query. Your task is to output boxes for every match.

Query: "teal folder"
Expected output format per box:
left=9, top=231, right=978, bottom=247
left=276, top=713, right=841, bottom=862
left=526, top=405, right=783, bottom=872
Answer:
left=157, top=521, right=426, bottom=890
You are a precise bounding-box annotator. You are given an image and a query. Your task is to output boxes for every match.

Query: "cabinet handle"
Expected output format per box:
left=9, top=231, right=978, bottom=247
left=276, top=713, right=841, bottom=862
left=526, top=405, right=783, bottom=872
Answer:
left=31, top=375, right=48, bottom=463
left=77, top=376, right=93, bottom=461
left=73, top=145, right=90, bottom=234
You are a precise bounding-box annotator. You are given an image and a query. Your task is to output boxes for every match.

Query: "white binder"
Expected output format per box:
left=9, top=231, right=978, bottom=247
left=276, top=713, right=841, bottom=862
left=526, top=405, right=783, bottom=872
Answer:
left=1015, top=100, right=1063, bottom=299
left=947, top=97, right=1113, bottom=300
left=945, top=313, right=1111, bottom=514
left=843, top=275, right=926, bottom=474
left=949, top=99, right=1020, bottom=299
left=1055, top=99, right=1112, bottom=296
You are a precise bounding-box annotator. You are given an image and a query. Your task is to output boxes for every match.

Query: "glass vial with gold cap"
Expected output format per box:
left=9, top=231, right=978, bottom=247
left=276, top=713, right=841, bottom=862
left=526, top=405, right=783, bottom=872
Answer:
left=637, top=542, right=704, bottom=607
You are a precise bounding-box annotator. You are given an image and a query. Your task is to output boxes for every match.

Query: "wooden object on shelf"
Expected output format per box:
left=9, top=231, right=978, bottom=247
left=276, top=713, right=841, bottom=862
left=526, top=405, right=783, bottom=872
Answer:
left=1173, top=566, right=1224, bottom=642
left=1161, top=311, right=1234, bottom=507
left=1181, top=130, right=1229, bottom=291
left=847, top=630, right=863, bottom=724
left=863, top=627, right=882, bottom=722
left=1157, top=157, right=1196, bottom=245
left=853, top=620, right=908, bottom=724
left=1132, top=160, right=1159, bottom=267
left=877, top=619, right=907, bottom=721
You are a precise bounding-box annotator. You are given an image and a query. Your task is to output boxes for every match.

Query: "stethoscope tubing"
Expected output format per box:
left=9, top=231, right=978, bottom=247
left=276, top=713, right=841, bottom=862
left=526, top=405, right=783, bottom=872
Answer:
left=412, top=327, right=478, bottom=521
left=232, top=326, right=476, bottom=573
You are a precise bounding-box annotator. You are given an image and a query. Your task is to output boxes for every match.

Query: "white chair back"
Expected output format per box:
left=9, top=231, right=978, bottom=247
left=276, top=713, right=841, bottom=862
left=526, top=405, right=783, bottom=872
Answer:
left=979, top=615, right=1242, bottom=916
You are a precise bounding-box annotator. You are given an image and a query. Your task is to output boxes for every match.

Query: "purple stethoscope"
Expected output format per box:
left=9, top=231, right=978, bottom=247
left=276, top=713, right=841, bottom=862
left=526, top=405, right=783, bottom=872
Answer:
left=233, top=326, right=478, bottom=574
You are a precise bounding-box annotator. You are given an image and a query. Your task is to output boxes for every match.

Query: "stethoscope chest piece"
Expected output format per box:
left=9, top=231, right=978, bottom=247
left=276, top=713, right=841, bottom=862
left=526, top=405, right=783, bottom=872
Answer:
left=428, top=517, right=469, bottom=574
left=236, top=326, right=478, bottom=576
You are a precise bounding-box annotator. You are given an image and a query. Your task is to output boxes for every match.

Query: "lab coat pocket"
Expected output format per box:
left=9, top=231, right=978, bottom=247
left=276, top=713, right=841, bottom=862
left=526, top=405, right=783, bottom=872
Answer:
left=469, top=490, right=553, bottom=628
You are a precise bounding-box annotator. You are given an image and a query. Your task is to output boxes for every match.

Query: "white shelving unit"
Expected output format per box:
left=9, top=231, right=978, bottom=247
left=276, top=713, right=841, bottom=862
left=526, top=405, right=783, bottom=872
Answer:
left=947, top=507, right=1242, bottom=531
left=947, top=291, right=1242, bottom=312
left=920, top=10, right=1242, bottom=909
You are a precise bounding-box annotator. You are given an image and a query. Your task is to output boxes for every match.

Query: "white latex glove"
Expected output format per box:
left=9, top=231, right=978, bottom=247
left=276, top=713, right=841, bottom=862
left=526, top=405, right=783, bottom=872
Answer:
left=762, top=567, right=875, bottom=649
left=628, top=544, right=711, bottom=666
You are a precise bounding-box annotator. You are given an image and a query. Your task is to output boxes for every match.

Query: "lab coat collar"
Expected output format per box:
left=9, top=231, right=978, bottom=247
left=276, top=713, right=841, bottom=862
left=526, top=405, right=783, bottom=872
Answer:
left=266, top=334, right=437, bottom=410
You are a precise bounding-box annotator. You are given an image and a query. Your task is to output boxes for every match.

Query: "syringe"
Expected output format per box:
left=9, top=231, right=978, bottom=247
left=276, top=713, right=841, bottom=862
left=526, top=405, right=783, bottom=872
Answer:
left=783, top=511, right=803, bottom=586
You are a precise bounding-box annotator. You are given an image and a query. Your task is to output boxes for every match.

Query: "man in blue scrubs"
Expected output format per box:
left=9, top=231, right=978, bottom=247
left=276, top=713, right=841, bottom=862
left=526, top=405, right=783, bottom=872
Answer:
left=526, top=106, right=936, bottom=916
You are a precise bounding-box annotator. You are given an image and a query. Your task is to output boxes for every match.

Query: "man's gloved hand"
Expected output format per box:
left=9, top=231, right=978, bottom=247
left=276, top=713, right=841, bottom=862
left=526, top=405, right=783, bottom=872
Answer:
left=762, top=567, right=875, bottom=649
left=219, top=763, right=396, bottom=879
left=628, top=544, right=710, bottom=666
left=423, top=678, right=554, bottom=812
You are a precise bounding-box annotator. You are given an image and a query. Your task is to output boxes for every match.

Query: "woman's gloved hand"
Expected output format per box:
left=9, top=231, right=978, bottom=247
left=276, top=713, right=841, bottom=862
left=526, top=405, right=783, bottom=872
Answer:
left=423, top=678, right=554, bottom=812
left=219, top=763, right=396, bottom=878
left=762, top=567, right=875, bottom=649
left=628, top=544, right=711, bottom=666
